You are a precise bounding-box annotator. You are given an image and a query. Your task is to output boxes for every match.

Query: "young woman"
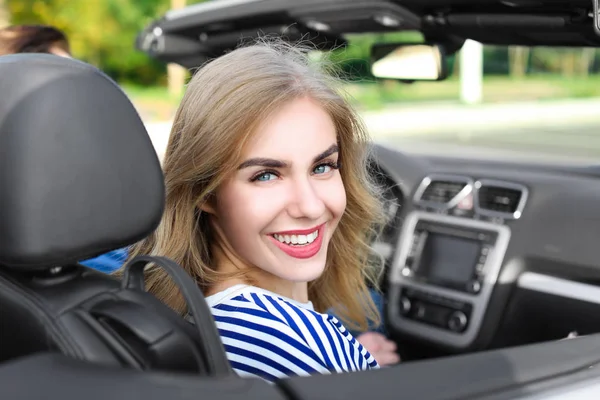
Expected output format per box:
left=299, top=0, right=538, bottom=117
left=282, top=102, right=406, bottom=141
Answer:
left=122, top=39, right=399, bottom=381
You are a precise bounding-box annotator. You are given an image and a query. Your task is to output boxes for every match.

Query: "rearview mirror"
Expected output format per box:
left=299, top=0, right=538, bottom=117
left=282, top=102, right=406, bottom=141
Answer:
left=370, top=43, right=448, bottom=81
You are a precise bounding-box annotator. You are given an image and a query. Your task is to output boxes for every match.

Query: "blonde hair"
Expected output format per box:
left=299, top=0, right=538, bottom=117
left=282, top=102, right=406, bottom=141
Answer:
left=121, top=38, right=385, bottom=331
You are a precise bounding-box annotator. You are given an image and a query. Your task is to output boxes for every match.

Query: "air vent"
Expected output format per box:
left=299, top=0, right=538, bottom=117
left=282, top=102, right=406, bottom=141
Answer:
left=414, top=175, right=473, bottom=209
left=475, top=180, right=528, bottom=219
left=421, top=180, right=465, bottom=203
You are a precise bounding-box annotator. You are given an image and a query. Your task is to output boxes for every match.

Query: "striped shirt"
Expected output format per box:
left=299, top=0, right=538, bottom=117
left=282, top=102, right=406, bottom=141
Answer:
left=205, top=284, right=379, bottom=382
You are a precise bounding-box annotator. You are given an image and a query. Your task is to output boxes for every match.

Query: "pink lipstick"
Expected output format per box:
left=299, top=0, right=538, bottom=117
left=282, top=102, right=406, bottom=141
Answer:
left=268, top=223, right=325, bottom=259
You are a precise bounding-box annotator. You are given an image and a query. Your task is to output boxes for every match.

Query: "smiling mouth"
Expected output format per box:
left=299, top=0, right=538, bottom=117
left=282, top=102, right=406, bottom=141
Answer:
left=271, top=229, right=319, bottom=247
left=268, top=224, right=325, bottom=259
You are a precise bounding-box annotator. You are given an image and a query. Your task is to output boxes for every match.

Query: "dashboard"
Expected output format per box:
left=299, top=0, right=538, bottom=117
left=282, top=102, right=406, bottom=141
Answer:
left=370, top=143, right=600, bottom=358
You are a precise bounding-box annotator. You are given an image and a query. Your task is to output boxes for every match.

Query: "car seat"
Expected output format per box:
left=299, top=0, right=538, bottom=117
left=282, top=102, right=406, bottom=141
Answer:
left=0, top=53, right=231, bottom=377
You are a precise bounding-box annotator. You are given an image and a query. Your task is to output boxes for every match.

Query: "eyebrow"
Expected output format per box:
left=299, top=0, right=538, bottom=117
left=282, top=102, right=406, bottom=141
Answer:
left=237, top=144, right=339, bottom=170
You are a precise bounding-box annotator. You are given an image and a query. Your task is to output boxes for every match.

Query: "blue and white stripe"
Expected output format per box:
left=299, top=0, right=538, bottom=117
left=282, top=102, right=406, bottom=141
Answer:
left=206, top=285, right=379, bottom=382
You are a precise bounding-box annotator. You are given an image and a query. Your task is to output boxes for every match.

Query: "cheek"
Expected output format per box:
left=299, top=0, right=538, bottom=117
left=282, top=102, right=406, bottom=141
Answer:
left=322, top=176, right=347, bottom=220
left=216, top=185, right=283, bottom=237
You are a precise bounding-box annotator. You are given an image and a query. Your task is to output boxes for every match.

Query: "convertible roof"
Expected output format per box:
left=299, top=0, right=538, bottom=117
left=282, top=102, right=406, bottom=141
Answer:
left=137, top=0, right=600, bottom=67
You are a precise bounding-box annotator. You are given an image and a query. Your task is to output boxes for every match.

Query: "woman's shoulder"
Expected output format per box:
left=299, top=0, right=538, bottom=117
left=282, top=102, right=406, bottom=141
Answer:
left=206, top=285, right=379, bottom=379
left=207, top=284, right=314, bottom=313
left=206, top=284, right=324, bottom=340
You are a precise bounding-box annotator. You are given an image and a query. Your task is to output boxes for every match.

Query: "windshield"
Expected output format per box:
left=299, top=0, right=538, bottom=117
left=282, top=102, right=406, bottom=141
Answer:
left=331, top=33, right=600, bottom=166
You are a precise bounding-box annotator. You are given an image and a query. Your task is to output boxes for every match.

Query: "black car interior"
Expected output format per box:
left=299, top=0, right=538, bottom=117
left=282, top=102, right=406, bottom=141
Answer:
left=4, top=0, right=600, bottom=398
left=373, top=146, right=600, bottom=362
left=137, top=0, right=600, bottom=69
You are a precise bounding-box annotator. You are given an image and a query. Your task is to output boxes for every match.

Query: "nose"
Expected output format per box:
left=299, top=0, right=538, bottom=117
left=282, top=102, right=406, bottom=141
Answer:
left=286, top=176, right=326, bottom=220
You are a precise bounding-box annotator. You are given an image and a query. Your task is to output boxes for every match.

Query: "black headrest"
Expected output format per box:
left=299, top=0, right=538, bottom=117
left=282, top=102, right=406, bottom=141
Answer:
left=0, top=54, right=165, bottom=269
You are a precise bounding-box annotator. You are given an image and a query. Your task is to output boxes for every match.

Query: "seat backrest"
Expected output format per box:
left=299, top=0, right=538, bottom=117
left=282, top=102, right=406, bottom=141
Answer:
left=0, top=54, right=230, bottom=376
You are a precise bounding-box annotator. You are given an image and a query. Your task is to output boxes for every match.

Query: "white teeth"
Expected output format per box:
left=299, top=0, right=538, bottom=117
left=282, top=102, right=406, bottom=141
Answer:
left=273, top=230, right=319, bottom=246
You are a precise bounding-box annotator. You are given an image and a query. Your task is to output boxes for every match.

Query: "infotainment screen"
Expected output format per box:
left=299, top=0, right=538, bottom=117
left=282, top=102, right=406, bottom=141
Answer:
left=417, top=233, right=481, bottom=286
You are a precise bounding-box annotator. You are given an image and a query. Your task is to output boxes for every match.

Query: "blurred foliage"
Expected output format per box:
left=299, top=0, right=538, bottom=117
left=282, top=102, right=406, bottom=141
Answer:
left=6, top=0, right=205, bottom=84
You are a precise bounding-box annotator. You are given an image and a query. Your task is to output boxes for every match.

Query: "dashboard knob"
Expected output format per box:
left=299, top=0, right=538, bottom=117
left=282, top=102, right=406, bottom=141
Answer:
left=400, top=296, right=412, bottom=315
left=468, top=280, right=482, bottom=294
left=448, top=311, right=468, bottom=332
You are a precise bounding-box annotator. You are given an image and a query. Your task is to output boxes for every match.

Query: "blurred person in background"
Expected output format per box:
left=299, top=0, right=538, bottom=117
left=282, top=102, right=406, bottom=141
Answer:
left=0, top=24, right=71, bottom=57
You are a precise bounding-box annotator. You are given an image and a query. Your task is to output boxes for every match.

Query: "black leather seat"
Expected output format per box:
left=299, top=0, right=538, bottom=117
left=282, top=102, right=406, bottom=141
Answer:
left=0, top=54, right=230, bottom=376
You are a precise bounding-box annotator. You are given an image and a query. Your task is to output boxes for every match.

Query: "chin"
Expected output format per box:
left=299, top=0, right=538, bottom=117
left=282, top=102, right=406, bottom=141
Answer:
left=277, top=258, right=327, bottom=283
left=263, top=232, right=331, bottom=282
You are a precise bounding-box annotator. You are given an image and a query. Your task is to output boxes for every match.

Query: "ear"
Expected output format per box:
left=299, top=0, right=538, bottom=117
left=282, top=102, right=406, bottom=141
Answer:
left=198, top=194, right=217, bottom=215
left=199, top=202, right=215, bottom=215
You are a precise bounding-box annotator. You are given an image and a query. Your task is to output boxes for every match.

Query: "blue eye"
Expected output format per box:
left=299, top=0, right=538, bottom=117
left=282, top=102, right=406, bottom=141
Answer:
left=314, top=165, right=331, bottom=174
left=254, top=172, right=278, bottom=182
left=314, top=163, right=338, bottom=175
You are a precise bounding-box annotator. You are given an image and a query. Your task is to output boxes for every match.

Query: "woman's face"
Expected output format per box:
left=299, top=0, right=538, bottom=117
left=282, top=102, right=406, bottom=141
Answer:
left=207, top=96, right=346, bottom=298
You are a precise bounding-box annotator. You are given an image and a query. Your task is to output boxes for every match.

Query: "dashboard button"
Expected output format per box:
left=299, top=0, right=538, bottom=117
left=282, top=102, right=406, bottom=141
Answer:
left=400, top=296, right=412, bottom=315
left=468, top=280, right=482, bottom=294
left=448, top=311, right=468, bottom=332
